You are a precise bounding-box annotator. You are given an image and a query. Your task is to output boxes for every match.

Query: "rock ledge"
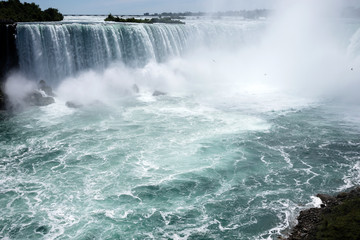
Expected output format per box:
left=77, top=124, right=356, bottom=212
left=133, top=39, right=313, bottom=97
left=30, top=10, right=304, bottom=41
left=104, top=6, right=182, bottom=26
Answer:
left=285, top=187, right=360, bottom=240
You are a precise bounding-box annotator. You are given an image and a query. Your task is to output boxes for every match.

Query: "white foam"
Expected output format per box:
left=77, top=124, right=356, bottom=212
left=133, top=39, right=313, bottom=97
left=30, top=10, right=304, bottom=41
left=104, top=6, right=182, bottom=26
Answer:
left=339, top=161, right=360, bottom=191
left=309, top=196, right=323, bottom=208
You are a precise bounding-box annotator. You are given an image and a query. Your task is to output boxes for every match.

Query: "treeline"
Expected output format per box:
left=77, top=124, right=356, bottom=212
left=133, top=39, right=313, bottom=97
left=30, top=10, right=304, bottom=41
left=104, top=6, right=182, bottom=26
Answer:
left=0, top=0, right=63, bottom=22
left=105, top=14, right=185, bottom=24
left=144, top=9, right=271, bottom=19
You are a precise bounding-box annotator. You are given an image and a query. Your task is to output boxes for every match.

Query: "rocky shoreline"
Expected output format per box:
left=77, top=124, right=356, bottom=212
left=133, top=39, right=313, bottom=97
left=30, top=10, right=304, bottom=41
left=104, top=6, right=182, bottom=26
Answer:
left=285, top=187, right=360, bottom=240
left=0, top=85, right=8, bottom=110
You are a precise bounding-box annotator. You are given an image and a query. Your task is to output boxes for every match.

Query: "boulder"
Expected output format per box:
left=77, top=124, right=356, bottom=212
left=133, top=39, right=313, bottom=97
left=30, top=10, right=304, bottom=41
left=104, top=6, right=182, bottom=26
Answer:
left=38, top=80, right=55, bottom=97
left=24, top=90, right=55, bottom=106
left=0, top=87, right=8, bottom=110
left=316, top=194, right=338, bottom=207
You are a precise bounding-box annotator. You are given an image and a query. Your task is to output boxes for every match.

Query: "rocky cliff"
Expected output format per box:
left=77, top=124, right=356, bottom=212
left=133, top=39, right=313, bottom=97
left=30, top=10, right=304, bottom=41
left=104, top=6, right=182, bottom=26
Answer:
left=0, top=22, right=18, bottom=110
left=286, top=187, right=360, bottom=240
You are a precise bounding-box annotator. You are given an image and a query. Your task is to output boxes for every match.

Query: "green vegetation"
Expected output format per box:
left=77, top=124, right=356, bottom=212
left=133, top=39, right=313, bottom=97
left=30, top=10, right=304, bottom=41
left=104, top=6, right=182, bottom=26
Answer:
left=316, top=198, right=360, bottom=240
left=0, top=0, right=63, bottom=22
left=144, top=10, right=271, bottom=19
left=105, top=14, right=185, bottom=24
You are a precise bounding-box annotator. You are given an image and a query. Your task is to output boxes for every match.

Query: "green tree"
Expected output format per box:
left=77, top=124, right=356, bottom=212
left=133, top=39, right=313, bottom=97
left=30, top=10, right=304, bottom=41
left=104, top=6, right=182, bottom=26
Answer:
left=0, top=0, right=63, bottom=22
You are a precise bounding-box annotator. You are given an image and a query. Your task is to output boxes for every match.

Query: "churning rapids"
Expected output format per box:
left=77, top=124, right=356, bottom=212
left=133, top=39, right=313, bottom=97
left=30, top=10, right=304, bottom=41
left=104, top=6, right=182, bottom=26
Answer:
left=1, top=12, right=360, bottom=239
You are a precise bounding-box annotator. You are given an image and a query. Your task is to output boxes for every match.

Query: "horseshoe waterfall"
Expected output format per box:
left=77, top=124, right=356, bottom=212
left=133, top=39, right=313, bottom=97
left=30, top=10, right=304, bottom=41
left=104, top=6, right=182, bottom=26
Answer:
left=1, top=15, right=360, bottom=240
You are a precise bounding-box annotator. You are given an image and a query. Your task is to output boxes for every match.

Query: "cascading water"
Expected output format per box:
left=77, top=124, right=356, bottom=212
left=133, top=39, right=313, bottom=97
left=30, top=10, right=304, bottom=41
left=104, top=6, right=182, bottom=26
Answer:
left=1, top=14, right=360, bottom=240
left=348, top=26, right=360, bottom=58
left=16, top=20, right=263, bottom=84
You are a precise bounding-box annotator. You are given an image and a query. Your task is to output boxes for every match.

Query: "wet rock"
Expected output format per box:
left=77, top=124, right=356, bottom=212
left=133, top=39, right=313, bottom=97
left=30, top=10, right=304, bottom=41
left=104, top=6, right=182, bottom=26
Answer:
left=0, top=87, right=8, bottom=110
left=38, top=80, right=55, bottom=97
left=316, top=194, right=337, bottom=207
left=336, top=192, right=349, bottom=199
left=286, top=187, right=360, bottom=240
left=35, top=225, right=49, bottom=235
left=24, top=90, right=55, bottom=106
left=152, top=90, right=166, bottom=96
left=65, top=101, right=83, bottom=109
left=21, top=80, right=56, bottom=106
left=286, top=208, right=321, bottom=240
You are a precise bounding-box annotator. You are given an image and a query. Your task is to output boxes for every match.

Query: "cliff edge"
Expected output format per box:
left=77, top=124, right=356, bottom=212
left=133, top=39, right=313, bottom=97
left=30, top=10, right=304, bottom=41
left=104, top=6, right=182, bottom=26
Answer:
left=286, top=187, right=360, bottom=240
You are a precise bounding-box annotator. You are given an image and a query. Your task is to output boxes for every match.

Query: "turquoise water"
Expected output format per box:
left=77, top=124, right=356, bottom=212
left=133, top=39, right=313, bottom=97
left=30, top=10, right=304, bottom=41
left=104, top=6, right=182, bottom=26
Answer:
left=2, top=16, right=360, bottom=239
left=1, top=94, right=360, bottom=239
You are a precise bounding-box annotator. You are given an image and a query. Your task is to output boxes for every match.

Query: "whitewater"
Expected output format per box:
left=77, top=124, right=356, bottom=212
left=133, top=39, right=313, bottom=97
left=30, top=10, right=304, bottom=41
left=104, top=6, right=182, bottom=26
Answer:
left=1, top=11, right=360, bottom=239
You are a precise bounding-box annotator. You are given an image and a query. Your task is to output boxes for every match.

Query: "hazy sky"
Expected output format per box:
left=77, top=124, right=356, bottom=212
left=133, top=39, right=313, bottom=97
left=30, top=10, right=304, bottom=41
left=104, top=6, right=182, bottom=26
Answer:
left=11, top=0, right=360, bottom=15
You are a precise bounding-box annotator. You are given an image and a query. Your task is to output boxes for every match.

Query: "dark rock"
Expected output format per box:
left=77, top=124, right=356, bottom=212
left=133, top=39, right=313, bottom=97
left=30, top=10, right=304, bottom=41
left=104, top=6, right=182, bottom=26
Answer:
left=24, top=91, right=55, bottom=106
left=35, top=225, right=49, bottom=235
left=38, top=80, right=55, bottom=97
left=0, top=20, right=15, bottom=24
left=316, top=194, right=337, bottom=207
left=349, top=188, right=360, bottom=197
left=286, top=187, right=360, bottom=240
left=336, top=192, right=348, bottom=199
left=65, top=101, right=82, bottom=109
left=0, top=86, right=8, bottom=110
left=0, top=23, right=19, bottom=82
left=152, top=90, right=166, bottom=96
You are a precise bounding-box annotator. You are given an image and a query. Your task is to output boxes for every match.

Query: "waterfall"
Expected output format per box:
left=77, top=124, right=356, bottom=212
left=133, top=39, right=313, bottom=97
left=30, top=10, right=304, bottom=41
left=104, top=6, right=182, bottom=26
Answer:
left=347, top=26, right=360, bottom=59
left=16, top=21, right=263, bottom=84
